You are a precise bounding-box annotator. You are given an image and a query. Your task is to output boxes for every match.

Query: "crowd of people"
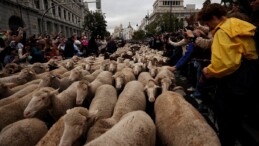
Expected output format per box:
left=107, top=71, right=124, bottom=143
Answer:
left=0, top=30, right=124, bottom=69
left=147, top=1, right=259, bottom=146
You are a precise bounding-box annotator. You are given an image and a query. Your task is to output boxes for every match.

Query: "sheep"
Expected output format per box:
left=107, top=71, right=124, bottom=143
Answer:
left=113, top=67, right=136, bottom=91
left=138, top=72, right=160, bottom=103
left=154, top=91, right=221, bottom=146
left=0, top=63, right=22, bottom=77
left=24, top=80, right=89, bottom=120
left=10, top=79, right=42, bottom=92
left=0, top=83, right=14, bottom=99
left=85, top=111, right=156, bottom=146
left=155, top=67, right=176, bottom=93
left=36, top=116, right=65, bottom=146
left=0, top=87, right=55, bottom=131
left=0, top=68, right=35, bottom=85
left=86, top=85, right=118, bottom=142
left=132, top=62, right=144, bottom=76
left=97, top=81, right=146, bottom=131
left=0, top=118, right=48, bottom=146
left=30, top=62, right=49, bottom=74
left=0, top=84, right=39, bottom=107
left=58, top=107, right=99, bottom=146
left=83, top=69, right=102, bottom=83
left=108, top=60, right=117, bottom=73
left=87, top=71, right=113, bottom=99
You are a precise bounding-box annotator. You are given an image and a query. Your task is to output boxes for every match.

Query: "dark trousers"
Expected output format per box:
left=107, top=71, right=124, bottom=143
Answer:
left=215, top=59, right=259, bottom=146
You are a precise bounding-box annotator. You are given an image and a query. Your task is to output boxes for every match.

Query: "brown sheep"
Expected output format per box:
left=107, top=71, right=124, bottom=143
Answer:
left=0, top=118, right=48, bottom=146
left=112, top=67, right=135, bottom=90
left=90, top=80, right=146, bottom=140
left=155, top=91, right=221, bottom=146
left=85, top=111, right=156, bottom=146
left=58, top=107, right=98, bottom=146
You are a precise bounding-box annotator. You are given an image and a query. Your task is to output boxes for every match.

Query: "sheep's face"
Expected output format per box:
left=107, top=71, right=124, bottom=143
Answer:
left=69, top=69, right=81, bottom=81
left=161, top=78, right=172, bottom=93
left=76, top=82, right=89, bottom=105
left=24, top=88, right=56, bottom=118
left=109, top=63, right=117, bottom=73
left=32, top=64, right=47, bottom=74
left=65, top=61, right=74, bottom=70
left=114, top=76, right=124, bottom=90
left=85, top=63, right=91, bottom=71
left=60, top=112, right=87, bottom=146
left=145, top=81, right=160, bottom=103
left=133, top=65, right=142, bottom=76
left=149, top=67, right=157, bottom=78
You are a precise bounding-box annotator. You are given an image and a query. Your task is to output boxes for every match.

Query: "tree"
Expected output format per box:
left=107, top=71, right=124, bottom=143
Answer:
left=132, top=30, right=146, bottom=40
left=145, top=13, right=183, bottom=36
left=83, top=10, right=109, bottom=38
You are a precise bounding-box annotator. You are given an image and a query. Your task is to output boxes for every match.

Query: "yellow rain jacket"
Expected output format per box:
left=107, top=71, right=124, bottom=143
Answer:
left=207, top=18, right=258, bottom=78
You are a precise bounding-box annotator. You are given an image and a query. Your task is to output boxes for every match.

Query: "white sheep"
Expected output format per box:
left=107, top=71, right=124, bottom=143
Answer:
left=0, top=84, right=38, bottom=107
left=36, top=116, right=65, bottom=146
left=155, top=91, right=221, bottom=146
left=0, top=68, right=35, bottom=85
left=0, top=87, right=55, bottom=131
left=58, top=107, right=99, bottom=146
left=87, top=71, right=113, bottom=99
left=96, top=81, right=146, bottom=132
left=86, top=85, right=118, bottom=142
left=24, top=81, right=89, bottom=120
left=138, top=72, right=160, bottom=102
left=85, top=111, right=156, bottom=146
left=112, top=67, right=135, bottom=91
left=155, top=66, right=176, bottom=92
left=0, top=118, right=48, bottom=146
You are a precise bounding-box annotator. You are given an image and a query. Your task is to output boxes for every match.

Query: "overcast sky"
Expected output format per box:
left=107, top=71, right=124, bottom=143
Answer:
left=87, top=0, right=221, bottom=33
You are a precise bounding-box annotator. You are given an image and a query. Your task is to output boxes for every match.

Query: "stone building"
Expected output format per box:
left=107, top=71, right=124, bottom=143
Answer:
left=0, top=0, right=88, bottom=37
left=112, top=22, right=134, bottom=41
left=139, top=0, right=199, bottom=31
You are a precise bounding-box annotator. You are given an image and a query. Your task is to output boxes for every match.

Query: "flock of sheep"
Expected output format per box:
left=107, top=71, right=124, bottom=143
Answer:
left=0, top=44, right=221, bottom=146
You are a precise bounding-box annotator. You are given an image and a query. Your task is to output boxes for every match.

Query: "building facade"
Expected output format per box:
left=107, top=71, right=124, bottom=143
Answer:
left=112, top=22, right=134, bottom=41
left=0, top=0, right=88, bottom=37
left=139, top=0, right=199, bottom=31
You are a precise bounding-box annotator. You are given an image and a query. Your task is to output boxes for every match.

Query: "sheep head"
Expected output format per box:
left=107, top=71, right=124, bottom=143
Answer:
left=76, top=80, right=89, bottom=105
left=161, top=77, right=173, bottom=93
left=24, top=87, right=59, bottom=118
left=113, top=72, right=125, bottom=90
left=144, top=79, right=160, bottom=103
left=59, top=107, right=98, bottom=146
left=69, top=68, right=81, bottom=81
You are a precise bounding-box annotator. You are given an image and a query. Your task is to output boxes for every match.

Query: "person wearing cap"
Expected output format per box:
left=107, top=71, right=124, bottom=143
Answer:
left=198, top=3, right=258, bottom=146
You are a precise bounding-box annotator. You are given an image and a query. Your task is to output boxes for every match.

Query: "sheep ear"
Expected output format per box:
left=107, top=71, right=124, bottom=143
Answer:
left=155, top=85, right=161, bottom=89
left=144, top=85, right=148, bottom=90
left=50, top=89, right=59, bottom=96
left=66, top=109, right=71, bottom=114
left=89, top=110, right=99, bottom=121
left=29, top=70, right=34, bottom=74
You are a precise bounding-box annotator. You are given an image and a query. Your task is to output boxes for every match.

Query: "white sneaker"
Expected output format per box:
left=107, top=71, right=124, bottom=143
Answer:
left=187, top=86, right=195, bottom=92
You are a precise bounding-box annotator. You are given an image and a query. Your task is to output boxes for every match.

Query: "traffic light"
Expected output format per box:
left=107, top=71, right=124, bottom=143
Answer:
left=96, top=0, right=101, bottom=9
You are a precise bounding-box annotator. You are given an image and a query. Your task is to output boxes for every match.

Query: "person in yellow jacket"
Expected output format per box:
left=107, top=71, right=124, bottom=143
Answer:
left=198, top=3, right=259, bottom=146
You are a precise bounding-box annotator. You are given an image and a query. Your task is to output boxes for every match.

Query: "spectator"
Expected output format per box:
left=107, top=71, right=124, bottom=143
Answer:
left=88, top=35, right=98, bottom=56
left=106, top=37, right=117, bottom=54
left=81, top=35, right=89, bottom=56
left=198, top=3, right=258, bottom=146
left=64, top=33, right=77, bottom=59
left=3, top=46, right=18, bottom=66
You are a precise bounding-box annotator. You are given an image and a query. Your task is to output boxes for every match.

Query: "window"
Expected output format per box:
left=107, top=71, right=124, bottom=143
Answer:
left=34, top=0, right=40, bottom=9
left=44, top=0, right=48, bottom=10
left=64, top=10, right=66, bottom=19
left=58, top=7, right=61, bottom=18
left=52, top=2, right=56, bottom=16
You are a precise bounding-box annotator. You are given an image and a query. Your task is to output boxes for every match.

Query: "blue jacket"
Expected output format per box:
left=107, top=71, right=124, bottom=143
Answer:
left=175, top=43, right=194, bottom=70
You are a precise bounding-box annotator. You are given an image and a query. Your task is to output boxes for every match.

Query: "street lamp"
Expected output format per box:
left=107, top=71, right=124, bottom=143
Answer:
left=40, top=1, right=97, bottom=34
